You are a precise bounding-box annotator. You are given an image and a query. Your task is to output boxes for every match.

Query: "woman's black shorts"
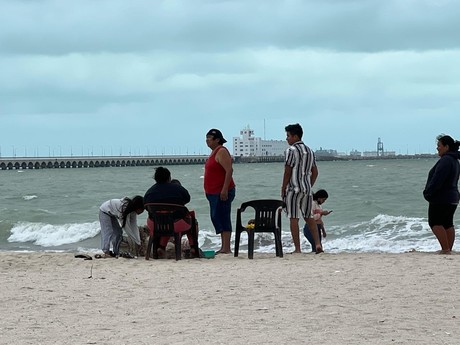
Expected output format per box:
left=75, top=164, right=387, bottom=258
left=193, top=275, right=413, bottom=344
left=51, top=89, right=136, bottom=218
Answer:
left=428, top=203, right=458, bottom=228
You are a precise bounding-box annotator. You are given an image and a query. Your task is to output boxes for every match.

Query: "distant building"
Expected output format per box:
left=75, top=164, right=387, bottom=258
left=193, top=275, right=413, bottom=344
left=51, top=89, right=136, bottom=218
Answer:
left=315, top=147, right=338, bottom=158
left=363, top=150, right=396, bottom=157
left=233, top=126, right=287, bottom=157
left=349, top=150, right=362, bottom=157
left=363, top=151, right=378, bottom=157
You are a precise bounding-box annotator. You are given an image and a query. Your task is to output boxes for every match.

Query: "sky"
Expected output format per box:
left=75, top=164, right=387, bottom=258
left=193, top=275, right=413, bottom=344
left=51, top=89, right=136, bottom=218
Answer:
left=1, top=0, right=459, bottom=158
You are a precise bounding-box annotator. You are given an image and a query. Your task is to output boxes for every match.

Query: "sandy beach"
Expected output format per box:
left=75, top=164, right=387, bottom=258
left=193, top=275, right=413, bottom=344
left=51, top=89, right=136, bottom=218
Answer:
left=0, top=251, right=458, bottom=345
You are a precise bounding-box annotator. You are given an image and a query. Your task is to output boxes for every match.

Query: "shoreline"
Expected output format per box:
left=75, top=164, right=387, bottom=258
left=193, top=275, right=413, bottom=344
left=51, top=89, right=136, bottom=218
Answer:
left=1, top=252, right=458, bottom=344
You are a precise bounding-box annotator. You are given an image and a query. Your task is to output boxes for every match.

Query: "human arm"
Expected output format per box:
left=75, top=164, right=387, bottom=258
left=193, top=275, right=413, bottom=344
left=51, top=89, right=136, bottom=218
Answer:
left=310, top=165, right=318, bottom=187
left=216, top=147, right=234, bottom=200
left=123, top=212, right=141, bottom=245
left=180, top=186, right=191, bottom=205
left=319, top=220, right=327, bottom=238
left=423, top=157, right=451, bottom=202
left=281, top=165, right=292, bottom=198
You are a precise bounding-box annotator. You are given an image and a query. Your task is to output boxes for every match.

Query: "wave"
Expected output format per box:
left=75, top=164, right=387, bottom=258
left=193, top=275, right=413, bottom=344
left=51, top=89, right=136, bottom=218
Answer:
left=22, top=195, right=38, bottom=201
left=5, top=214, right=439, bottom=253
left=322, top=214, right=436, bottom=253
left=8, top=221, right=100, bottom=247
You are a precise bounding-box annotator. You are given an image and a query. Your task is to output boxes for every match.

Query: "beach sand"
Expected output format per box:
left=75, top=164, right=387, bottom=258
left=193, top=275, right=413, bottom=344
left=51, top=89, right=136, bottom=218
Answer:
left=0, top=251, right=458, bottom=345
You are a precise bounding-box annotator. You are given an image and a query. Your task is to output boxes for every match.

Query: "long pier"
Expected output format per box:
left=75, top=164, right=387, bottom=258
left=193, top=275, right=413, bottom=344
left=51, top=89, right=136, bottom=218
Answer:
left=0, top=153, right=432, bottom=170
left=0, top=154, right=285, bottom=170
left=0, top=155, right=208, bottom=170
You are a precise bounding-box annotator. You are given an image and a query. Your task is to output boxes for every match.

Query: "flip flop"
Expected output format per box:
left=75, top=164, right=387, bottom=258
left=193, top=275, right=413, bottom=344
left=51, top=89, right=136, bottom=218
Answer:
left=74, top=254, right=92, bottom=260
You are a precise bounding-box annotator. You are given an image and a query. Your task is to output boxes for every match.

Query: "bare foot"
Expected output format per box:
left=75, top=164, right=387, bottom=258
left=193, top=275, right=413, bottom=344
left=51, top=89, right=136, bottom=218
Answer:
left=215, top=250, right=232, bottom=255
left=437, top=250, right=451, bottom=255
left=289, top=250, right=302, bottom=254
left=315, top=246, right=324, bottom=254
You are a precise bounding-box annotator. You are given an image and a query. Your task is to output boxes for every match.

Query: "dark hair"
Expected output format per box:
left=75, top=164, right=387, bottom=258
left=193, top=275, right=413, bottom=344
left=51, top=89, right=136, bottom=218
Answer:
left=437, top=134, right=460, bottom=152
left=154, top=167, right=171, bottom=183
left=313, top=189, right=329, bottom=201
left=171, top=179, right=181, bottom=185
left=121, top=195, right=144, bottom=227
left=285, top=123, right=303, bottom=139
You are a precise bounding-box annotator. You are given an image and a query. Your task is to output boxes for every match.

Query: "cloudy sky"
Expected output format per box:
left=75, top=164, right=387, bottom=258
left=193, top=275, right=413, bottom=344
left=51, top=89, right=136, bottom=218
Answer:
left=1, top=0, right=459, bottom=158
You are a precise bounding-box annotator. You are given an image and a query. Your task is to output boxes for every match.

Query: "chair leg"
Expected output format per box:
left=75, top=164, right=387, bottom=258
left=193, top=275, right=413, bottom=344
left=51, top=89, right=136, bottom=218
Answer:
left=234, top=230, right=241, bottom=257
left=191, top=225, right=200, bottom=258
left=145, top=237, right=153, bottom=260
left=248, top=230, right=255, bottom=259
left=275, top=230, right=283, bottom=258
left=174, top=233, right=182, bottom=261
left=152, top=236, right=161, bottom=259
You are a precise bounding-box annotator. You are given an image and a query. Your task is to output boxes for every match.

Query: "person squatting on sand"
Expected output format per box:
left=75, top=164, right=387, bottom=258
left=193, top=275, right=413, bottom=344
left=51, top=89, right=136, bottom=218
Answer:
left=303, top=189, right=332, bottom=252
left=204, top=128, right=236, bottom=254
left=423, top=134, right=460, bottom=254
left=281, top=123, right=323, bottom=254
left=144, top=167, right=197, bottom=258
left=98, top=196, right=144, bottom=258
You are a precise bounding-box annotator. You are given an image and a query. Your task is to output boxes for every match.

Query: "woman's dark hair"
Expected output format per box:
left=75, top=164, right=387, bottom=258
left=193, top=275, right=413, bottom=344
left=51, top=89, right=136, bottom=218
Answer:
left=285, top=123, right=303, bottom=139
left=313, top=189, right=329, bottom=201
left=437, top=134, right=460, bottom=152
left=121, top=195, right=144, bottom=227
left=154, top=166, right=171, bottom=183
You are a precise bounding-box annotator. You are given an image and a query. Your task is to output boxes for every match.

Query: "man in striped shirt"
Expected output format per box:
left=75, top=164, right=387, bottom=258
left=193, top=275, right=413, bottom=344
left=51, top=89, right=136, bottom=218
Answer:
left=281, top=123, right=323, bottom=254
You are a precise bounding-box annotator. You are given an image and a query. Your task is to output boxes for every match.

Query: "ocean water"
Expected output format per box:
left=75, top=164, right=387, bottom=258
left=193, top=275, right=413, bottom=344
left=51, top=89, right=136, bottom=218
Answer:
left=1, top=158, right=458, bottom=253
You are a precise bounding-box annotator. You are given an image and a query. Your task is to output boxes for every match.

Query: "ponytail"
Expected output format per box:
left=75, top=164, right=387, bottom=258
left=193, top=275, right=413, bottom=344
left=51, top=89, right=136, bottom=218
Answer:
left=121, top=195, right=144, bottom=227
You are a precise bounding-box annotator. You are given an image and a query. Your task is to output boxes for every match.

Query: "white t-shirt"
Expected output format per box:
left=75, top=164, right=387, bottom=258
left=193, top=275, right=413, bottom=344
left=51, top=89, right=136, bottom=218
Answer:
left=100, top=198, right=141, bottom=245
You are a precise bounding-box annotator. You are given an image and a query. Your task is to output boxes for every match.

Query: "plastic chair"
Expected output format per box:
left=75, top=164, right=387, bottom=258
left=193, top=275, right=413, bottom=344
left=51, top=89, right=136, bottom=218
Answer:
left=144, top=203, right=199, bottom=261
left=234, top=199, right=285, bottom=259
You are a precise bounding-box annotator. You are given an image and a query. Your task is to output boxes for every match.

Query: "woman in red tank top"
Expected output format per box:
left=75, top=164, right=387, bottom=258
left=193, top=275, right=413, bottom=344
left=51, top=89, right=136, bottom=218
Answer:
left=204, top=129, right=236, bottom=254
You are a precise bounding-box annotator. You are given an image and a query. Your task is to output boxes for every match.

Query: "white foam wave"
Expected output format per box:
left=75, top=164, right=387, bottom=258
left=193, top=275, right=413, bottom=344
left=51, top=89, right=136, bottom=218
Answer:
left=22, top=195, right=38, bottom=201
left=323, top=214, right=436, bottom=253
left=8, top=221, right=100, bottom=247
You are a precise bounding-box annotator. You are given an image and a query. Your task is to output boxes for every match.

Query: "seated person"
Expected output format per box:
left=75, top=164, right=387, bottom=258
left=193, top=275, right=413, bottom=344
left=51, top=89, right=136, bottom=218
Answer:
left=144, top=167, right=198, bottom=257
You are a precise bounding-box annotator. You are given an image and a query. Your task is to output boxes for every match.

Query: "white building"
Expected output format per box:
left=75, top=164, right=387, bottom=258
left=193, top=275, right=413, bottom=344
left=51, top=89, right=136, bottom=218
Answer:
left=233, top=126, right=287, bottom=157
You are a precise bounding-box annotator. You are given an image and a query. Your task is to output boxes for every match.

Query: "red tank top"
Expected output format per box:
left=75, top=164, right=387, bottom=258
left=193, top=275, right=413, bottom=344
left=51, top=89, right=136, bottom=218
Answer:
left=204, top=146, right=235, bottom=194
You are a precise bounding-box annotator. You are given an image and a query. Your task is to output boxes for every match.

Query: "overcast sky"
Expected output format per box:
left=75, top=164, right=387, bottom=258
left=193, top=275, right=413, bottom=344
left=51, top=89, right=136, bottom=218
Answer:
left=1, top=0, right=459, bottom=157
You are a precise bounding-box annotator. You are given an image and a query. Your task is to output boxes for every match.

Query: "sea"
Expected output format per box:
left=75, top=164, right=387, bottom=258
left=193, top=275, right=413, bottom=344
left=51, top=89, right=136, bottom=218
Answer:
left=1, top=158, right=458, bottom=254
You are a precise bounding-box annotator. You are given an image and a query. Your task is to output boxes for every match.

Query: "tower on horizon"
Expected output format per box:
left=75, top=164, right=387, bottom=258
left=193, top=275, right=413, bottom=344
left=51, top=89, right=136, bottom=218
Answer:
left=377, top=137, right=384, bottom=157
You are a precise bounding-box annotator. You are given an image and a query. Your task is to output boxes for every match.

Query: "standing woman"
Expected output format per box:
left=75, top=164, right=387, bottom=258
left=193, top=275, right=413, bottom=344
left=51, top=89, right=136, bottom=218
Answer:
left=204, top=129, right=236, bottom=254
left=99, top=196, right=144, bottom=258
left=423, top=134, right=460, bottom=254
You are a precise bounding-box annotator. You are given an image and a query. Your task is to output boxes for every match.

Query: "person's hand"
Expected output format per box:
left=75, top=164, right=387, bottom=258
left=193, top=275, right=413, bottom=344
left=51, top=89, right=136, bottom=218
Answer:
left=322, top=230, right=327, bottom=238
left=323, top=210, right=333, bottom=216
left=220, top=190, right=228, bottom=201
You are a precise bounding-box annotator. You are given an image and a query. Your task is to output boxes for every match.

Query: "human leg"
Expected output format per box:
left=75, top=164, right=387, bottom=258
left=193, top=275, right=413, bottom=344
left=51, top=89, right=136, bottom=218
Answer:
left=99, top=211, right=114, bottom=254
left=110, top=217, right=123, bottom=256
left=290, top=218, right=301, bottom=253
left=431, top=225, right=450, bottom=253
left=303, top=223, right=315, bottom=252
left=445, top=204, right=457, bottom=251
left=207, top=189, right=235, bottom=254
left=306, top=217, right=323, bottom=253
left=429, top=203, right=456, bottom=253
left=446, top=227, right=455, bottom=251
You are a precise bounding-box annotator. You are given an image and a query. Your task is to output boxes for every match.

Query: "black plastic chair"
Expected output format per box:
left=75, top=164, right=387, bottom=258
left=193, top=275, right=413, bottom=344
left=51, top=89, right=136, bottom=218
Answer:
left=144, top=203, right=199, bottom=261
left=234, top=199, right=285, bottom=259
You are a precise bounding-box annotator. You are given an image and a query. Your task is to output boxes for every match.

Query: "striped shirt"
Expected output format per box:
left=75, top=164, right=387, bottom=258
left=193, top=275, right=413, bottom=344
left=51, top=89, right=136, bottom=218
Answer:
left=285, top=141, right=316, bottom=194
